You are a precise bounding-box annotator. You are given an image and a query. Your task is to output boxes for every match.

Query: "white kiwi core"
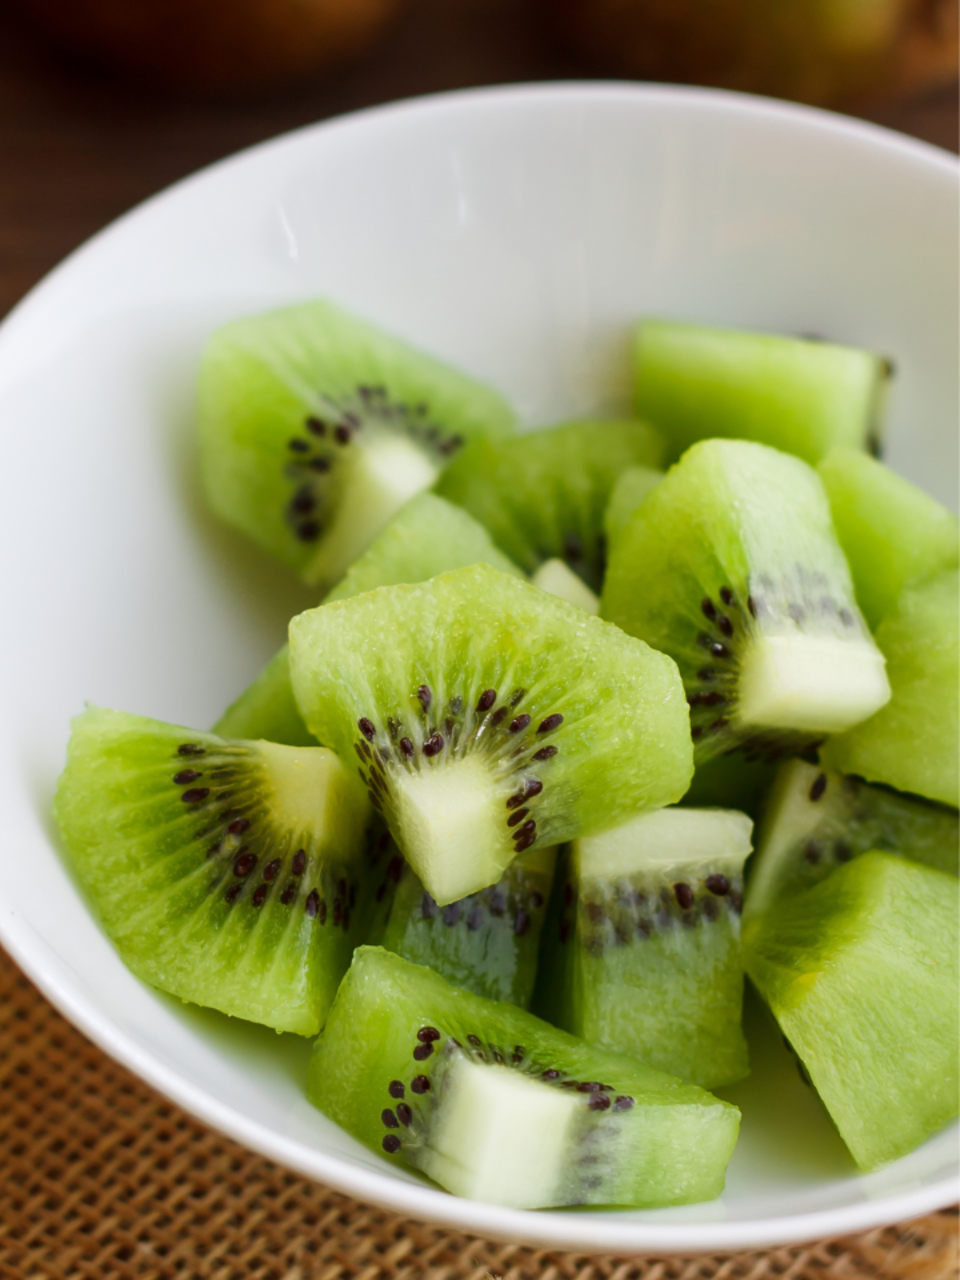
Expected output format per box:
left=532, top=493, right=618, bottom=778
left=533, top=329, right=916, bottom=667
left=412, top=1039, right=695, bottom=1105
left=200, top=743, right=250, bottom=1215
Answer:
left=256, top=741, right=368, bottom=845
left=737, top=634, right=891, bottom=734
left=391, top=755, right=505, bottom=905
left=417, top=1050, right=579, bottom=1207
left=303, top=434, right=438, bottom=585
left=575, top=806, right=753, bottom=880
left=531, top=559, right=600, bottom=614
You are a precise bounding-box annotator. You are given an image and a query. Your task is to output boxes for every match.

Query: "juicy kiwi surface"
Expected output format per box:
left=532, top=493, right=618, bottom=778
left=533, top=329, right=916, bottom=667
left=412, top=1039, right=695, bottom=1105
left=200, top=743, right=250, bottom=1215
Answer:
left=198, top=299, right=514, bottom=587
left=213, top=493, right=522, bottom=745
left=823, top=571, right=959, bottom=807
left=601, top=439, right=891, bottom=764
left=288, top=564, right=694, bottom=904
left=744, top=852, right=959, bottom=1171
left=536, top=808, right=752, bottom=1088
left=377, top=846, right=556, bottom=1007
left=309, top=947, right=740, bottom=1208
left=746, top=759, right=959, bottom=919
left=435, top=419, right=665, bottom=591
left=818, top=447, right=960, bottom=630
left=634, top=320, right=889, bottom=464
left=53, top=707, right=370, bottom=1035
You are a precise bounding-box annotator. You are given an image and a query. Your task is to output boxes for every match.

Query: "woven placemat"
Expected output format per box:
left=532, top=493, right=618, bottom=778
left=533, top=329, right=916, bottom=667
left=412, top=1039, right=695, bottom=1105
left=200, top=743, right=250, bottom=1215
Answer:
left=0, top=947, right=955, bottom=1280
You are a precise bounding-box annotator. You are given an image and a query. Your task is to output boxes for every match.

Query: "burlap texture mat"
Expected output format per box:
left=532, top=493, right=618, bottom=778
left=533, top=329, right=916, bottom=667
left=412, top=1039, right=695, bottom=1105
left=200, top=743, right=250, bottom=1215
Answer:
left=1, top=947, right=956, bottom=1280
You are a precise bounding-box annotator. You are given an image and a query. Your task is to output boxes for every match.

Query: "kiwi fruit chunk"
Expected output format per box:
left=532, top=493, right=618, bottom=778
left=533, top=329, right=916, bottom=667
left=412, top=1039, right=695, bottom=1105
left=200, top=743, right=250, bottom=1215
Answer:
left=435, top=419, right=665, bottom=592
left=530, top=558, right=599, bottom=613
left=309, top=946, right=740, bottom=1208
left=603, top=465, right=662, bottom=548
left=746, top=759, right=959, bottom=919
left=601, top=439, right=891, bottom=764
left=744, top=852, right=959, bottom=1170
left=213, top=493, right=522, bottom=744
left=537, top=808, right=752, bottom=1088
left=53, top=707, right=370, bottom=1035
left=818, top=446, right=959, bottom=629
left=289, top=563, right=693, bottom=905
left=198, top=299, right=514, bottom=587
left=823, top=570, right=959, bottom=807
left=377, top=846, right=556, bottom=1007
left=634, top=320, right=889, bottom=464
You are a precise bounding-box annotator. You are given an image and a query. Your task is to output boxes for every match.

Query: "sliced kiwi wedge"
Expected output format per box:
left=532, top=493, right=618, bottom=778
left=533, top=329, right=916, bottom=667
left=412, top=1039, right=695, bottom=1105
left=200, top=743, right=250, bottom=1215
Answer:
left=537, top=808, right=752, bottom=1088
left=53, top=707, right=370, bottom=1035
left=309, top=947, right=740, bottom=1208
left=435, top=419, right=665, bottom=592
left=377, top=846, right=556, bottom=1008
left=744, top=852, right=959, bottom=1171
left=601, top=439, right=891, bottom=764
left=823, top=570, right=959, bottom=807
left=818, top=446, right=959, bottom=630
left=289, top=563, right=693, bottom=904
left=213, top=492, right=522, bottom=745
left=746, top=759, right=959, bottom=919
left=198, top=299, right=515, bottom=587
left=634, top=320, right=890, bottom=464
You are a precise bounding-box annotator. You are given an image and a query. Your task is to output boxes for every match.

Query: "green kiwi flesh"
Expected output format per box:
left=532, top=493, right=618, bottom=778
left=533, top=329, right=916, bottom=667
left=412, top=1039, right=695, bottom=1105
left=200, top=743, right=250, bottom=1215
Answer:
left=603, top=465, right=662, bottom=547
left=743, top=852, right=959, bottom=1170
left=601, top=439, right=891, bottom=763
left=53, top=707, right=370, bottom=1035
left=377, top=846, right=556, bottom=1007
left=198, top=299, right=514, bottom=586
left=746, top=759, right=959, bottom=919
left=818, top=446, right=959, bottom=630
left=289, top=564, right=693, bottom=904
left=537, top=808, right=752, bottom=1088
left=635, top=320, right=889, bottom=464
left=435, top=419, right=665, bottom=592
left=213, top=493, right=522, bottom=744
left=309, top=946, right=740, bottom=1208
left=823, top=571, right=959, bottom=807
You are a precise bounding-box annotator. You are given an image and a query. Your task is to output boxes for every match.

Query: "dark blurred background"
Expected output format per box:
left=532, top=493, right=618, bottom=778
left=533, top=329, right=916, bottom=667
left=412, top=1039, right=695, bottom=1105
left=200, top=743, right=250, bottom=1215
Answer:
left=1, top=0, right=956, bottom=321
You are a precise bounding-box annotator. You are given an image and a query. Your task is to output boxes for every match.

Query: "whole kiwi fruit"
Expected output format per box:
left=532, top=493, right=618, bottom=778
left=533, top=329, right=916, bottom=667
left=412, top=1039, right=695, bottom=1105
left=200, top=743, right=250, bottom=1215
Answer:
left=12, top=0, right=406, bottom=95
left=552, top=0, right=958, bottom=109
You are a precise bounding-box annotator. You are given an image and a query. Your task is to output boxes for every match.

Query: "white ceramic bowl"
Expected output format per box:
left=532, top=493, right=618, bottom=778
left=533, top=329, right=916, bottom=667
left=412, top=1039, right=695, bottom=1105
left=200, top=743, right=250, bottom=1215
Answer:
left=0, top=84, right=956, bottom=1254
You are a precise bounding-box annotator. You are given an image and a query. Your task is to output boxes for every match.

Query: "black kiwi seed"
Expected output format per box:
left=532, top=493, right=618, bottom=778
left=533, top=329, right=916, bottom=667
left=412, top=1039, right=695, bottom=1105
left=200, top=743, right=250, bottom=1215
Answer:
left=173, top=769, right=201, bottom=784
left=537, top=714, right=563, bottom=734
left=305, top=416, right=327, bottom=435
left=529, top=891, right=544, bottom=909
left=399, top=737, right=414, bottom=757
left=809, top=772, right=828, bottom=802
left=234, top=852, right=256, bottom=877
left=418, top=1026, right=441, bottom=1043
left=382, top=1135, right=401, bottom=1154
left=476, top=689, right=496, bottom=713
left=417, top=685, right=432, bottom=710
left=292, top=489, right=315, bottom=514
left=382, top=1109, right=399, bottom=1128
left=305, top=889, right=320, bottom=917
left=181, top=787, right=210, bottom=804
left=358, top=718, right=376, bottom=742
left=228, top=817, right=250, bottom=835
left=513, top=820, right=536, bottom=840
left=413, top=1043, right=433, bottom=1061
left=467, top=1034, right=481, bottom=1047
left=701, top=599, right=717, bottom=621
left=225, top=884, right=241, bottom=904
left=334, top=425, right=352, bottom=445
left=251, top=885, right=268, bottom=908
left=292, top=849, right=306, bottom=876
left=533, top=745, right=558, bottom=761
left=674, top=882, right=694, bottom=909
left=577, top=1081, right=603, bottom=1092
left=541, top=1069, right=561, bottom=1081
left=717, top=616, right=733, bottom=637
left=588, top=1094, right=611, bottom=1111
left=309, top=457, right=331, bottom=473
left=388, top=1080, right=405, bottom=1098
left=491, top=707, right=508, bottom=726
left=804, top=840, right=822, bottom=864
left=177, top=743, right=205, bottom=757
left=422, top=733, right=445, bottom=757
left=720, top=587, right=734, bottom=606
left=280, top=883, right=296, bottom=905
left=262, top=859, right=281, bottom=882
left=509, top=714, right=531, bottom=734
left=288, top=438, right=310, bottom=453
left=396, top=1103, right=413, bottom=1127
left=507, top=808, right=529, bottom=827
left=295, top=522, right=320, bottom=542
left=411, top=1075, right=430, bottom=1094
left=613, top=1095, right=635, bottom=1111
left=705, top=874, right=729, bottom=896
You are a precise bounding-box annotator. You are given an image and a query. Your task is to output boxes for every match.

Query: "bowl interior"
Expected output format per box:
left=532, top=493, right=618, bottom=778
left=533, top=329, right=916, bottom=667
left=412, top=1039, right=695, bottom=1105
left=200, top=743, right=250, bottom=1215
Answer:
left=0, top=85, right=956, bottom=1253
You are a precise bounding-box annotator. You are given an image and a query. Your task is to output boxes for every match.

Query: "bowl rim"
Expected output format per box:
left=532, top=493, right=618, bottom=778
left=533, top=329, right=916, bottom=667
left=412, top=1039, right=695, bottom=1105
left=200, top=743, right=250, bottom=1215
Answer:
left=0, top=80, right=956, bottom=1255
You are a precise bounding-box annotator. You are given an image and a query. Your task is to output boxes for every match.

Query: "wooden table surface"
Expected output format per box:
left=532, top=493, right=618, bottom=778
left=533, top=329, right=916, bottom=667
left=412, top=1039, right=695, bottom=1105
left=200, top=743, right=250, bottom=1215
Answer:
left=0, top=0, right=957, bottom=322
